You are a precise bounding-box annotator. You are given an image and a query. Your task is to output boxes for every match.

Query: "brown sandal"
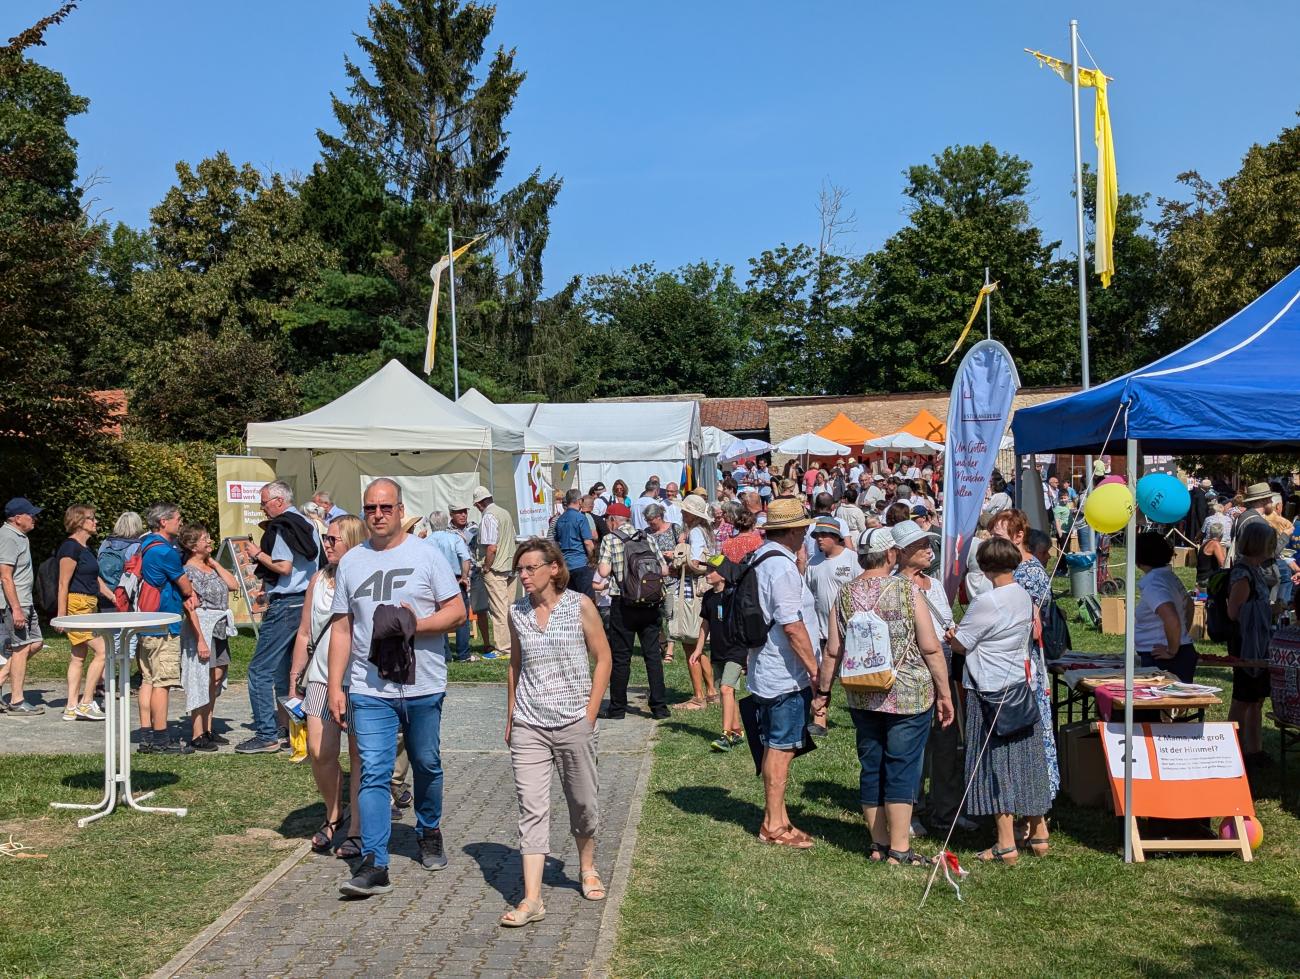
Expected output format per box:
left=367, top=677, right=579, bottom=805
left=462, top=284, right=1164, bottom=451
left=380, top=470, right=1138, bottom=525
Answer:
left=500, top=897, right=546, bottom=927
left=580, top=869, right=606, bottom=900
left=758, top=823, right=814, bottom=849
left=673, top=697, right=708, bottom=711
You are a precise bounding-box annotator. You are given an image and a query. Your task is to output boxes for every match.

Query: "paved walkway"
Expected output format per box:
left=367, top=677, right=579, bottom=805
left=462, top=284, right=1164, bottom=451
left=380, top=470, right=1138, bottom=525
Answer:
left=6, top=682, right=657, bottom=978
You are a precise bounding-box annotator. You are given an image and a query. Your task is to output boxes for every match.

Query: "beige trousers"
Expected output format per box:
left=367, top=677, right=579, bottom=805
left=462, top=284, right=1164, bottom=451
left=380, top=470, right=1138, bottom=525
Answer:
left=508, top=716, right=599, bottom=855
left=484, top=570, right=515, bottom=651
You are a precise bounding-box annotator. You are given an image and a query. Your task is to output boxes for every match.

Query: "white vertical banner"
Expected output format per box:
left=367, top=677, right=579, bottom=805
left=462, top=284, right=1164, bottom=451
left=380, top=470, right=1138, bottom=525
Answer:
left=941, top=340, right=1021, bottom=602
left=513, top=452, right=552, bottom=539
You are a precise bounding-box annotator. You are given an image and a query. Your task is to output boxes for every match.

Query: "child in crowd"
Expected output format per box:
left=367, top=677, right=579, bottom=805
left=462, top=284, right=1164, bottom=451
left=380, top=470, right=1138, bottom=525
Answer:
left=688, top=556, right=746, bottom=752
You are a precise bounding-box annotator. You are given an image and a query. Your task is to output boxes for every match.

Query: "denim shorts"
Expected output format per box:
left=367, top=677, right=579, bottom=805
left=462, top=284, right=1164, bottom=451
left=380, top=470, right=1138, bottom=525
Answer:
left=850, top=707, right=934, bottom=806
left=754, top=687, right=812, bottom=750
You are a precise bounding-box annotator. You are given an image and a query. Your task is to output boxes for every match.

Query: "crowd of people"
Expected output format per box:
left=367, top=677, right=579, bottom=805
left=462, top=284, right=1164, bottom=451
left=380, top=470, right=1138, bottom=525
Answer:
left=2, top=453, right=1296, bottom=915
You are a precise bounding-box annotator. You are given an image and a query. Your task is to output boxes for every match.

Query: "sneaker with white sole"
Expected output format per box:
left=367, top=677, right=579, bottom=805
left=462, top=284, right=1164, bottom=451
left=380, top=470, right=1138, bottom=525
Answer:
left=9, top=700, right=45, bottom=715
left=62, top=706, right=79, bottom=721
left=75, top=701, right=106, bottom=721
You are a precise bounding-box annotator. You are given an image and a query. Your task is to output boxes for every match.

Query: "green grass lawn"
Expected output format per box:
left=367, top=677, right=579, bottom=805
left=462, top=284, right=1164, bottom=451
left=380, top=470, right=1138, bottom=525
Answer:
left=613, top=662, right=1300, bottom=978
left=0, top=753, right=320, bottom=978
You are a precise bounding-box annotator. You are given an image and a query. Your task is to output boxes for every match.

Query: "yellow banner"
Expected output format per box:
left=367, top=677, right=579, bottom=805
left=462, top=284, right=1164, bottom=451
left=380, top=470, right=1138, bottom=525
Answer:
left=1027, top=49, right=1117, bottom=287
left=941, top=282, right=998, bottom=364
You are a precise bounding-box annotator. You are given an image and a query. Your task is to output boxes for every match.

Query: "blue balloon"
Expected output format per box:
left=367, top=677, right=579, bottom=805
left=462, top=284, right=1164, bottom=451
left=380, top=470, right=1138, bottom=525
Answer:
left=1136, top=473, right=1191, bottom=524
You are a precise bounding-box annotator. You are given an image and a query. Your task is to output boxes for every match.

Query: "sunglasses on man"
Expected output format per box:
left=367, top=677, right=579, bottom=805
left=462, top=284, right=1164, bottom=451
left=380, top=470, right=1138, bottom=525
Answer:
left=362, top=503, right=399, bottom=515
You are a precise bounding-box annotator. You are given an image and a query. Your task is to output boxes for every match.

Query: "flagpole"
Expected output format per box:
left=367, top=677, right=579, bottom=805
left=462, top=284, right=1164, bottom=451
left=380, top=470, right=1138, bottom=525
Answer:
left=1070, top=19, right=1095, bottom=496
left=448, top=224, right=461, bottom=400
left=984, top=266, right=992, bottom=339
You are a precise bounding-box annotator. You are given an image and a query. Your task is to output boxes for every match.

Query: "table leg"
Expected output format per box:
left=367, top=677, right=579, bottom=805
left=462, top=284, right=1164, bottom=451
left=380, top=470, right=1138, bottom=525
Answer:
left=51, top=629, right=118, bottom=822
left=120, top=629, right=185, bottom=818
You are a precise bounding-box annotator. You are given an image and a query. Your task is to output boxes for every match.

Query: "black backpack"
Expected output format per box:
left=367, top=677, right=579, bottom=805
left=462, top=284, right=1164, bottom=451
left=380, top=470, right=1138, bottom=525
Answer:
left=619, top=530, right=667, bottom=605
left=1040, top=596, right=1073, bottom=660
left=34, top=551, right=61, bottom=624
left=721, top=549, right=795, bottom=651
left=1205, top=567, right=1235, bottom=644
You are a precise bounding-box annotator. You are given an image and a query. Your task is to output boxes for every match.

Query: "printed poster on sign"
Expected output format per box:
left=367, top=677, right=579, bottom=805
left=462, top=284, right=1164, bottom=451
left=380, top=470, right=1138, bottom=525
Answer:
left=1149, top=723, right=1245, bottom=781
left=513, top=452, right=552, bottom=539
left=215, top=455, right=278, bottom=541
left=841, top=612, right=893, bottom=678
left=1102, top=722, right=1153, bottom=780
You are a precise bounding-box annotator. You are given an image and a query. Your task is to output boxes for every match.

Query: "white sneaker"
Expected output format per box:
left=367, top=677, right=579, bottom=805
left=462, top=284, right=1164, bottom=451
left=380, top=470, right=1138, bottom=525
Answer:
left=75, top=701, right=106, bottom=721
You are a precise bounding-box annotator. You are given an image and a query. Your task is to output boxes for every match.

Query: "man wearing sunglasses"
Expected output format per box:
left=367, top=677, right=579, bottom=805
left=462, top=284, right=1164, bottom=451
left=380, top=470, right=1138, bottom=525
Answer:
left=329, top=478, right=466, bottom=897
left=236, top=481, right=322, bottom=754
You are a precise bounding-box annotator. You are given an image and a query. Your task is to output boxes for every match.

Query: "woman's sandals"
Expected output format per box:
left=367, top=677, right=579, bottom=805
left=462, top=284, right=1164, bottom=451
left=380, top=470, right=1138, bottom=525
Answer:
left=976, top=844, right=1020, bottom=865
left=500, top=897, right=546, bottom=927
left=580, top=869, right=606, bottom=900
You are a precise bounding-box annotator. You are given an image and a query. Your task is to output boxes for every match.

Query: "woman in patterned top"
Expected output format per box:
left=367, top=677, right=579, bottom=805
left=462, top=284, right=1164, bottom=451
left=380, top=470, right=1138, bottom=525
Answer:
left=178, top=525, right=241, bottom=751
left=987, top=510, right=1061, bottom=811
left=815, top=526, right=954, bottom=866
left=502, top=539, right=613, bottom=928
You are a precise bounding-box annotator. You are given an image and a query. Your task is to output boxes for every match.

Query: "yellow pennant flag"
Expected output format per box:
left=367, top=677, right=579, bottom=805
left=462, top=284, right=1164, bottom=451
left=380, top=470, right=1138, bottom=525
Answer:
left=941, top=282, right=998, bottom=364
left=1027, top=49, right=1117, bottom=288
left=423, top=234, right=486, bottom=375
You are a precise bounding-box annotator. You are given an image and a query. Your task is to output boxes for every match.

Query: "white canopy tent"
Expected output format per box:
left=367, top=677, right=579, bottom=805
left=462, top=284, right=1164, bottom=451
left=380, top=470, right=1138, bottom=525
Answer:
left=246, top=359, right=517, bottom=518
left=501, top=399, right=704, bottom=495
left=457, top=388, right=579, bottom=463
left=865, top=431, right=945, bottom=454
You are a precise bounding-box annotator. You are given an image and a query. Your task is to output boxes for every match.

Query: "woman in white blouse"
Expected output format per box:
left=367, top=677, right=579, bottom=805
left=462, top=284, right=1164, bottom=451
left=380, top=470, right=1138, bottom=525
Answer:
left=946, top=536, right=1051, bottom=864
left=1133, top=531, right=1197, bottom=682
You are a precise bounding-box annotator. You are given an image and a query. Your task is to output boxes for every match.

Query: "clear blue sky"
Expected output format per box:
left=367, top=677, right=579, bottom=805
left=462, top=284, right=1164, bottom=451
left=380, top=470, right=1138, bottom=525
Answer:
left=11, top=1, right=1300, bottom=290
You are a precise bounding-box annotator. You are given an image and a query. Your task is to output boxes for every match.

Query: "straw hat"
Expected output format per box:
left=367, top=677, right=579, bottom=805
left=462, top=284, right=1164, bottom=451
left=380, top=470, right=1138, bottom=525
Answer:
left=679, top=494, right=713, bottom=524
left=764, top=497, right=812, bottom=530
left=1242, top=482, right=1273, bottom=505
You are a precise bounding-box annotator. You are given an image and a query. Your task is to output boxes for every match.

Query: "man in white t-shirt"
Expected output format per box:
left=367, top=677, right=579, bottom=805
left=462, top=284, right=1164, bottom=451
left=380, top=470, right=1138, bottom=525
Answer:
left=746, top=498, right=818, bottom=849
left=804, top=517, right=860, bottom=647
left=662, top=482, right=684, bottom=526
left=328, top=478, right=466, bottom=898
left=631, top=479, right=660, bottom=531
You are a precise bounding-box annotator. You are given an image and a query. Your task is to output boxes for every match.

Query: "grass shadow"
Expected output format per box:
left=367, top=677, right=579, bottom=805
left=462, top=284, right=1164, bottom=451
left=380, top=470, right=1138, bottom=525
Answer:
left=461, top=841, right=573, bottom=903
left=60, top=768, right=179, bottom=793
left=659, top=784, right=869, bottom=855
left=1123, top=893, right=1300, bottom=977
left=799, top=778, right=862, bottom=814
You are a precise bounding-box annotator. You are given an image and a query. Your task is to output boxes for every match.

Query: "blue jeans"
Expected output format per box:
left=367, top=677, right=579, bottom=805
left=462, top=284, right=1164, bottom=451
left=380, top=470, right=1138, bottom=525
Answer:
left=453, top=587, right=472, bottom=661
left=246, top=595, right=304, bottom=741
left=350, top=691, right=445, bottom=867
left=850, top=707, right=934, bottom=806
left=1278, top=558, right=1295, bottom=606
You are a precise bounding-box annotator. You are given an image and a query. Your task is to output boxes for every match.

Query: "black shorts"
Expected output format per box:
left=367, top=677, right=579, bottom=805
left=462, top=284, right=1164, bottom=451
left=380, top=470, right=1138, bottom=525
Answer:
left=1232, top=666, right=1272, bottom=703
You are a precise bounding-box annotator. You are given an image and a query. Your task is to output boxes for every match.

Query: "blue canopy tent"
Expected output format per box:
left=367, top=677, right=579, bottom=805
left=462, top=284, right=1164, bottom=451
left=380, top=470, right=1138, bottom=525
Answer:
left=1012, top=263, right=1300, bottom=862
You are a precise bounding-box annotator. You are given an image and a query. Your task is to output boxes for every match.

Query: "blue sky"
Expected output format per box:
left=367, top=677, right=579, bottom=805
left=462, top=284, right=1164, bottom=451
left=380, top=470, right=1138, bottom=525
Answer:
left=11, top=1, right=1300, bottom=291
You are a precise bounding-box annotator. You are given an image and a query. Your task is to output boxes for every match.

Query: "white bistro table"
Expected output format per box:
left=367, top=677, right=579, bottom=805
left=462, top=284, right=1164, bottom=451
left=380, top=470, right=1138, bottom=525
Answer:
left=49, top=611, right=188, bottom=827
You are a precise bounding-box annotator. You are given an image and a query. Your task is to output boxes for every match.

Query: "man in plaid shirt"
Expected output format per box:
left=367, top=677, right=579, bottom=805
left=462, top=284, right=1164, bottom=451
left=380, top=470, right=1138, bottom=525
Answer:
left=596, top=502, right=670, bottom=721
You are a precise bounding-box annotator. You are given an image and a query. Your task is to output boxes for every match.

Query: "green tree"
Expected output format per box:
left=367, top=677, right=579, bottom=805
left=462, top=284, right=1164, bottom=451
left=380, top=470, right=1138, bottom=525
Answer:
left=1156, top=113, right=1300, bottom=347
left=128, top=326, right=301, bottom=441
left=132, top=152, right=333, bottom=344
left=580, top=262, right=746, bottom=398
left=0, top=3, right=107, bottom=501
left=847, top=144, right=1076, bottom=392
left=319, top=0, right=561, bottom=394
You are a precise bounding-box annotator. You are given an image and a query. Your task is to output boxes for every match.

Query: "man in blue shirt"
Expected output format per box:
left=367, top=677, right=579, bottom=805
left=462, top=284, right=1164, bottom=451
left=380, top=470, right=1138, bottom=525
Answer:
left=138, top=502, right=199, bottom=755
left=236, top=481, right=321, bottom=754
left=552, top=489, right=595, bottom=597
left=426, top=510, right=474, bottom=661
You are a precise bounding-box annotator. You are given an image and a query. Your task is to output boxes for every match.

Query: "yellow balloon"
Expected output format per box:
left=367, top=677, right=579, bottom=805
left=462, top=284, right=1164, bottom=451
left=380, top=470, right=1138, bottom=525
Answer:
left=1084, top=482, right=1134, bottom=534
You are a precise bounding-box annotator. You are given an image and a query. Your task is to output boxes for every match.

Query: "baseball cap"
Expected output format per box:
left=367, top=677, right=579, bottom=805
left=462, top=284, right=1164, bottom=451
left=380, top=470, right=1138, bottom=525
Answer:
left=872, top=473, right=885, bottom=481
left=606, top=502, right=631, bottom=518
left=449, top=500, right=469, bottom=511
left=890, top=519, right=931, bottom=550
left=4, top=497, right=41, bottom=519
left=856, top=526, right=896, bottom=555
left=910, top=504, right=931, bottom=518
left=811, top=516, right=844, bottom=539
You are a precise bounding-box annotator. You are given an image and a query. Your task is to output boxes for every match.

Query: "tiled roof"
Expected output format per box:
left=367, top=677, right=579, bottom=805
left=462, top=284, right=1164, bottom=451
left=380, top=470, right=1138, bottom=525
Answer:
left=92, top=389, right=128, bottom=437
left=701, top=398, right=768, bottom=433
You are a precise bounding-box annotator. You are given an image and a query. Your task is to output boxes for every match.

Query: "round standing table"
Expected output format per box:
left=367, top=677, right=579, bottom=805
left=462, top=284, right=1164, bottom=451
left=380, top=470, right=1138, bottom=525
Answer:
left=49, top=612, right=189, bottom=827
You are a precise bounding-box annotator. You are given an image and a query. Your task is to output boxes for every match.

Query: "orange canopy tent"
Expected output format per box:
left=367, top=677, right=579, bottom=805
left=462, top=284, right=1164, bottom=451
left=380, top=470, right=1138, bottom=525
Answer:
left=900, top=408, right=946, bottom=444
left=816, top=412, right=876, bottom=450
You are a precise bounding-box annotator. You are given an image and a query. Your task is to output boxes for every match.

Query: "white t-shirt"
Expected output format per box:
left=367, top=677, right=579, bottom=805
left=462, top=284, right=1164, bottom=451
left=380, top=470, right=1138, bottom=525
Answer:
left=1134, top=565, right=1192, bottom=652
left=664, top=502, right=683, bottom=526
left=746, top=541, right=811, bottom=698
left=954, top=582, right=1033, bottom=692
left=804, top=548, right=859, bottom=642
left=834, top=503, right=866, bottom=537
left=631, top=494, right=658, bottom=531
left=331, top=535, right=461, bottom=698
left=592, top=496, right=608, bottom=517
left=849, top=465, right=864, bottom=482
left=687, top=526, right=709, bottom=561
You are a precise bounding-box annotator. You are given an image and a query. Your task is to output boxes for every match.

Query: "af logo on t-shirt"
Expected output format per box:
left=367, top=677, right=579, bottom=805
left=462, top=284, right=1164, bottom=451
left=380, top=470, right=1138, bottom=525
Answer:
left=353, top=568, right=415, bottom=602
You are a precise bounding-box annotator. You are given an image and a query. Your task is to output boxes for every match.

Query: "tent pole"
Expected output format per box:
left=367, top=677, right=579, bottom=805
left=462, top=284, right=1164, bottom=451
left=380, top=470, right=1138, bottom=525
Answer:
left=1123, top=436, right=1139, bottom=862
left=1070, top=19, right=1095, bottom=500
left=448, top=225, right=461, bottom=400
